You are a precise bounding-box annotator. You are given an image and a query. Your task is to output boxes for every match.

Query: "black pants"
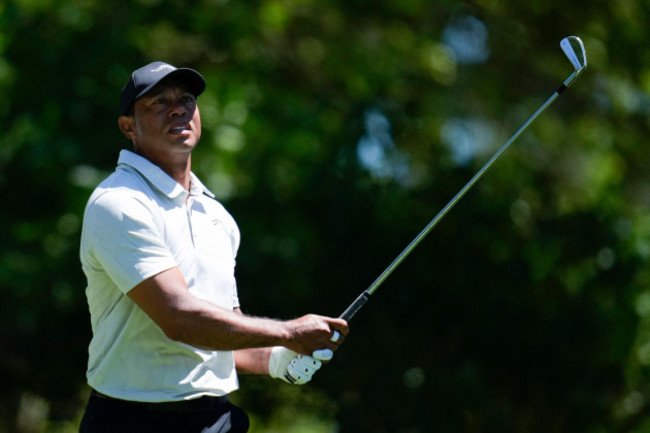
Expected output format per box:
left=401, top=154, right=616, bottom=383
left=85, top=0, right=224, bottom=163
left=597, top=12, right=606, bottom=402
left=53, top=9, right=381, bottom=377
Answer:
left=79, top=391, right=250, bottom=433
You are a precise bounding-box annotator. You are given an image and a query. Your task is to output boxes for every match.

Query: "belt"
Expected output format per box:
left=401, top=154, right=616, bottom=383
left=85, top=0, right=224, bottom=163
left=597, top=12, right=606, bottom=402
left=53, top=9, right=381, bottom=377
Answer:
left=90, top=390, right=230, bottom=414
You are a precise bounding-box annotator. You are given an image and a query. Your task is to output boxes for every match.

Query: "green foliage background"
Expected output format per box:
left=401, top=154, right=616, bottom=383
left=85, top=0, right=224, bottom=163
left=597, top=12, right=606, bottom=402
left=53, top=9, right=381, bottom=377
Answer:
left=2, top=0, right=650, bottom=431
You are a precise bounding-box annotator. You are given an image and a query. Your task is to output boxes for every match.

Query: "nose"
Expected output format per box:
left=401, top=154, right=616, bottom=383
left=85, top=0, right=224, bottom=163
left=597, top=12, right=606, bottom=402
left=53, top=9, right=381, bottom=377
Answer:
left=169, top=98, right=187, bottom=117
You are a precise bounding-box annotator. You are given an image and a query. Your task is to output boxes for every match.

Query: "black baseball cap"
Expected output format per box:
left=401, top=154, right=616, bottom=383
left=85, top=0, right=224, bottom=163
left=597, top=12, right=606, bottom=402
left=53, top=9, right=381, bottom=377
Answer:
left=119, top=61, right=206, bottom=115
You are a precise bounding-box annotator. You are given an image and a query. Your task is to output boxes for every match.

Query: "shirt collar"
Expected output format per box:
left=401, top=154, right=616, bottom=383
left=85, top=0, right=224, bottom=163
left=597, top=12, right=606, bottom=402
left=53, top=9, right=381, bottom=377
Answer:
left=117, top=149, right=215, bottom=200
left=189, top=172, right=215, bottom=198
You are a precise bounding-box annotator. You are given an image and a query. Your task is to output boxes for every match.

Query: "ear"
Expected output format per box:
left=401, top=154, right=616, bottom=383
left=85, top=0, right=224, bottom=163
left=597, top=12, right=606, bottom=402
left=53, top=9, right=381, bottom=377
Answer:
left=118, top=116, right=137, bottom=141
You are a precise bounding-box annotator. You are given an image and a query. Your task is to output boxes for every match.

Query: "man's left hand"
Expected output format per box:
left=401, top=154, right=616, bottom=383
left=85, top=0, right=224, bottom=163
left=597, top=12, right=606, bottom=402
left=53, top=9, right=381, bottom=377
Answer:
left=269, top=347, right=332, bottom=385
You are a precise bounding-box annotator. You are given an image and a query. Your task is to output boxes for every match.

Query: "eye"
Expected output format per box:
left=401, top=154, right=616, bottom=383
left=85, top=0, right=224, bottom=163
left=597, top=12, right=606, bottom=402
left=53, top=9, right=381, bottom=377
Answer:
left=154, top=97, right=168, bottom=105
left=181, top=94, right=196, bottom=103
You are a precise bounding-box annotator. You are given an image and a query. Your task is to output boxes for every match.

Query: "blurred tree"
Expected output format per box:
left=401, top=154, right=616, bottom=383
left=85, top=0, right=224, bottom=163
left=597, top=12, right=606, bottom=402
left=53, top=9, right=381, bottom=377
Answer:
left=1, top=0, right=650, bottom=432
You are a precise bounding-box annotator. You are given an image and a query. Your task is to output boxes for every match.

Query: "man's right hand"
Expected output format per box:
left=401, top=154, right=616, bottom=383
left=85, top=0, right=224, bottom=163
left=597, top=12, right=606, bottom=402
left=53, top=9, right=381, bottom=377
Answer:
left=283, top=314, right=348, bottom=356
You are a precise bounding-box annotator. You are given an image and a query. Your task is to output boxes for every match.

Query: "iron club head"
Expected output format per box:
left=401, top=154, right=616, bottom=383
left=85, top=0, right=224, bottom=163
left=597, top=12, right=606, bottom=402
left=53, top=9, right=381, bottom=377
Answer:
left=560, top=36, right=587, bottom=71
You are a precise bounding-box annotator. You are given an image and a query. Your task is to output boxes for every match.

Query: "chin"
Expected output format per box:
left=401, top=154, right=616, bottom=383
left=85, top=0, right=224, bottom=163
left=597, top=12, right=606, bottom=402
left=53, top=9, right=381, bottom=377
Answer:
left=175, top=136, right=198, bottom=148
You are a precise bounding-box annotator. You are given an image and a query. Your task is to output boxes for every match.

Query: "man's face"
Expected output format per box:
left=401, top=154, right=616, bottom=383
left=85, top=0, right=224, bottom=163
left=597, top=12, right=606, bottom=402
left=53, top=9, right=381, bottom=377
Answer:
left=122, top=80, right=202, bottom=164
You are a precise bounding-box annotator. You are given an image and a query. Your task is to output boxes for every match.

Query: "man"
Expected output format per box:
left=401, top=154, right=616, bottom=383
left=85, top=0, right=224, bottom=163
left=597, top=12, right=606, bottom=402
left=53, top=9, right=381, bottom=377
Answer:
left=78, top=61, right=348, bottom=433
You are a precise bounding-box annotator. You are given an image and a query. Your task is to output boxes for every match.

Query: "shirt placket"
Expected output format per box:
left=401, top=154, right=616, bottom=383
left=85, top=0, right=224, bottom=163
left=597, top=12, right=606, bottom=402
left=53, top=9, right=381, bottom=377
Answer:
left=185, top=195, right=197, bottom=247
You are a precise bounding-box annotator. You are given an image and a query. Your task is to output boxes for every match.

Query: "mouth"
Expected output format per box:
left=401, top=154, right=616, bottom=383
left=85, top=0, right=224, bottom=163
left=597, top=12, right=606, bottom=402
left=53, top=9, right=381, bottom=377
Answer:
left=168, top=124, right=192, bottom=135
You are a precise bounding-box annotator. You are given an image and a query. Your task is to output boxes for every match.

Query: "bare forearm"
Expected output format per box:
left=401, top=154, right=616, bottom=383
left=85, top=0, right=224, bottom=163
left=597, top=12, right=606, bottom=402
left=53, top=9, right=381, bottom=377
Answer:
left=164, top=298, right=344, bottom=355
left=128, top=267, right=348, bottom=355
left=235, top=347, right=271, bottom=374
left=167, top=301, right=290, bottom=351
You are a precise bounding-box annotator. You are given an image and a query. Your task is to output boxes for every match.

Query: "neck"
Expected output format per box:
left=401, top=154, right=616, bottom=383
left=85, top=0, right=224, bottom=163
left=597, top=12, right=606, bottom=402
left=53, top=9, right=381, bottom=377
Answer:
left=137, top=150, right=193, bottom=191
left=162, top=155, right=192, bottom=191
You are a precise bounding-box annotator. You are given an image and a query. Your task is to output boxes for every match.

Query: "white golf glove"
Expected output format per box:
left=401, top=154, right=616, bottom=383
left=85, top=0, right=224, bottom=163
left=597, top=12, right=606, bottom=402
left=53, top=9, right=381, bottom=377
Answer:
left=269, top=347, right=331, bottom=385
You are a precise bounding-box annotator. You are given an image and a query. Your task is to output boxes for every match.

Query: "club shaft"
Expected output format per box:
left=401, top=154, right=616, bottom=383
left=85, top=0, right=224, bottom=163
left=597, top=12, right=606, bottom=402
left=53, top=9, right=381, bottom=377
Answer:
left=340, top=70, right=583, bottom=322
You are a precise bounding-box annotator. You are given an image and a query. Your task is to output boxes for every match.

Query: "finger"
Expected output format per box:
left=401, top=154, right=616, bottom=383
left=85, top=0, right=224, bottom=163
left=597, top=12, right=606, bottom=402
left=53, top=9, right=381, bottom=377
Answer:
left=292, top=356, right=321, bottom=375
left=328, top=319, right=349, bottom=337
left=312, top=348, right=334, bottom=362
left=287, top=362, right=314, bottom=385
left=330, top=330, right=341, bottom=343
left=285, top=366, right=308, bottom=385
left=298, top=355, right=322, bottom=370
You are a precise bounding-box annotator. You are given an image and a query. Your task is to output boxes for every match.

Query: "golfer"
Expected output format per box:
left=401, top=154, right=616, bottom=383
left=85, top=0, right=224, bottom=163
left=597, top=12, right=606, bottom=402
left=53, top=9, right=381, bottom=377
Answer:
left=78, top=61, right=348, bottom=433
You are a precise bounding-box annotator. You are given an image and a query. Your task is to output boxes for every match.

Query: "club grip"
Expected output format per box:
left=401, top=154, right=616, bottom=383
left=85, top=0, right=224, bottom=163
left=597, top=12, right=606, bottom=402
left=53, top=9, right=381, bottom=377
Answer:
left=340, top=292, right=371, bottom=322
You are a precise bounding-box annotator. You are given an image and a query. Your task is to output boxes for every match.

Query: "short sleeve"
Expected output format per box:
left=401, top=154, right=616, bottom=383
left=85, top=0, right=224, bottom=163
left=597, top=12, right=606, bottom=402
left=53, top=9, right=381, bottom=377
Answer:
left=82, top=190, right=178, bottom=293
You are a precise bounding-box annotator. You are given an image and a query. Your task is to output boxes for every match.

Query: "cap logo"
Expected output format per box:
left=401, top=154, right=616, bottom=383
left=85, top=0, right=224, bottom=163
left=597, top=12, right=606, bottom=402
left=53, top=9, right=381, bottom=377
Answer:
left=151, top=64, right=175, bottom=73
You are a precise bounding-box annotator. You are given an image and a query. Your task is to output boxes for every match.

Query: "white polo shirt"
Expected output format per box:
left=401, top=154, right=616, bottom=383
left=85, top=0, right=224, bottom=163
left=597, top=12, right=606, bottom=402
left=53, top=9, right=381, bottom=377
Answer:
left=80, top=149, right=241, bottom=402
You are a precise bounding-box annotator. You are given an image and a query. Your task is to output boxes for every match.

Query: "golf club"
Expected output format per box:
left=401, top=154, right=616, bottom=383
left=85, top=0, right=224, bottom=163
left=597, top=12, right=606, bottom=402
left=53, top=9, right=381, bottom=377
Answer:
left=338, top=36, right=588, bottom=323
